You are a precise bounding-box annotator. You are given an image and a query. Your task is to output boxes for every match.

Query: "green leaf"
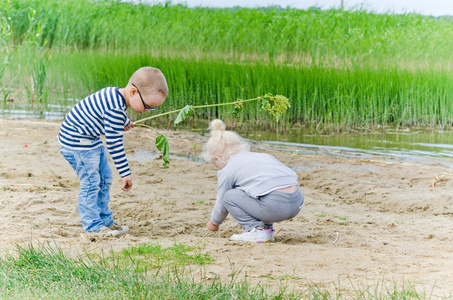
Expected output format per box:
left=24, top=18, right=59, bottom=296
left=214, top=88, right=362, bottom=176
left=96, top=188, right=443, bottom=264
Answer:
left=174, top=105, right=193, bottom=126
left=155, top=134, right=170, bottom=167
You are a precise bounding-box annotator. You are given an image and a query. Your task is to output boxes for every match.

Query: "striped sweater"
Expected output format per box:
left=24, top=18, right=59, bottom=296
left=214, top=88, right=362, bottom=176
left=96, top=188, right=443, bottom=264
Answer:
left=58, top=87, right=132, bottom=177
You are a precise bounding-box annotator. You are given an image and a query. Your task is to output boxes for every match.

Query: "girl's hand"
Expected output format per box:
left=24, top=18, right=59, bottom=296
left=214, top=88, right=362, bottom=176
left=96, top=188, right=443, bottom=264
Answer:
left=207, top=220, right=219, bottom=231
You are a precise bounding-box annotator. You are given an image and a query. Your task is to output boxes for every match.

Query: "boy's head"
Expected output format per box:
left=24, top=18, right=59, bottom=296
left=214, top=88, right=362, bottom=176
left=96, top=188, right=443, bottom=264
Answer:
left=127, top=67, right=168, bottom=113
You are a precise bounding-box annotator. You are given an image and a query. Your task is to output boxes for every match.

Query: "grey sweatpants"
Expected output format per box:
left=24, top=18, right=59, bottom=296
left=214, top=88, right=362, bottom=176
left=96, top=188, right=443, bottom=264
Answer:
left=223, top=188, right=304, bottom=231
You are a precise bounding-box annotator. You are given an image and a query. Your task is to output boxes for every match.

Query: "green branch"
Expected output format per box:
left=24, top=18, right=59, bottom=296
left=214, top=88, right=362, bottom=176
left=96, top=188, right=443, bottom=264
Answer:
left=135, top=109, right=186, bottom=124
left=134, top=94, right=289, bottom=167
left=134, top=97, right=261, bottom=124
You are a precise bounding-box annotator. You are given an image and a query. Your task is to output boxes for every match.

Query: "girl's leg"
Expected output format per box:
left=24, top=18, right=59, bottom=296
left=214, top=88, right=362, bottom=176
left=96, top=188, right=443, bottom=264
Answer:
left=60, top=146, right=106, bottom=232
left=97, top=146, right=114, bottom=227
left=223, top=188, right=304, bottom=231
left=223, top=189, right=262, bottom=231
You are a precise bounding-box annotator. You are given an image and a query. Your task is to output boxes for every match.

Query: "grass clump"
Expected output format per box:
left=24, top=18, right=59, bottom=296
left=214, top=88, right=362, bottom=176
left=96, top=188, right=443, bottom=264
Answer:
left=0, top=240, right=300, bottom=299
left=0, top=240, right=446, bottom=299
left=97, top=241, right=215, bottom=272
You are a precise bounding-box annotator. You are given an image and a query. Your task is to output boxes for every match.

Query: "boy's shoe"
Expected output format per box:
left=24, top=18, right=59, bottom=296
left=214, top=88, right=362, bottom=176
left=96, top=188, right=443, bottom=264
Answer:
left=230, top=226, right=275, bottom=243
left=107, top=222, right=129, bottom=237
left=81, top=222, right=129, bottom=241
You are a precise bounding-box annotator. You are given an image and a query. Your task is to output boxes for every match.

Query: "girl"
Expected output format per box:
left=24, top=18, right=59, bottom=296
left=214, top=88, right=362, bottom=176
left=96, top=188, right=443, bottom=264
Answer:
left=202, top=119, right=304, bottom=242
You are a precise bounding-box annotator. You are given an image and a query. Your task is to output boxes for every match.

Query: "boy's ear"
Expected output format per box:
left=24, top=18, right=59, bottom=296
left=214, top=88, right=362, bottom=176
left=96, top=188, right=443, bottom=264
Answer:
left=129, top=86, right=136, bottom=96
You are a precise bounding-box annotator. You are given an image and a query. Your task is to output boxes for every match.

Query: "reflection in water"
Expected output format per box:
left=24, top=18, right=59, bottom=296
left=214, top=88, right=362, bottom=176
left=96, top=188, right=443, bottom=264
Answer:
left=127, top=150, right=160, bottom=162
left=0, top=108, right=67, bottom=120
left=3, top=106, right=453, bottom=165
left=240, top=127, right=453, bottom=160
left=0, top=102, right=76, bottom=121
left=128, top=150, right=205, bottom=163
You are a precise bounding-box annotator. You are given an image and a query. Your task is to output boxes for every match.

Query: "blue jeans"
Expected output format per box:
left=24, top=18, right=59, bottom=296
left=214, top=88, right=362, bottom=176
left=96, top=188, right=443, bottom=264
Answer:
left=60, top=145, right=114, bottom=232
left=223, top=188, right=304, bottom=231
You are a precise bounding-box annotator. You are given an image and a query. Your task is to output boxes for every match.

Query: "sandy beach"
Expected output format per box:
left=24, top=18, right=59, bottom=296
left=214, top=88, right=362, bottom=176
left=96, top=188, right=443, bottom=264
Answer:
left=1, top=118, right=453, bottom=296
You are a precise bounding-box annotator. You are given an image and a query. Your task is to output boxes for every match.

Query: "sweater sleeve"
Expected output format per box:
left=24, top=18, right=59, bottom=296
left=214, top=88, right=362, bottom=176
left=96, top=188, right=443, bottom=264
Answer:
left=104, top=108, right=131, bottom=177
left=210, top=171, right=233, bottom=225
left=124, top=117, right=131, bottom=127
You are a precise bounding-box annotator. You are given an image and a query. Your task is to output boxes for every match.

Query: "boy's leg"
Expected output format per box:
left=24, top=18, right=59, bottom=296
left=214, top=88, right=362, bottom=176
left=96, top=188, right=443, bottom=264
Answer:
left=223, top=188, right=304, bottom=231
left=60, top=146, right=106, bottom=232
left=97, top=146, right=114, bottom=227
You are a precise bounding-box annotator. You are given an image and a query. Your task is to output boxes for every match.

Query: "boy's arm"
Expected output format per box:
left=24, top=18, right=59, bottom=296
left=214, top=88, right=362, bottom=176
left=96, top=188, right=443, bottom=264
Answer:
left=124, top=121, right=135, bottom=132
left=104, top=108, right=132, bottom=180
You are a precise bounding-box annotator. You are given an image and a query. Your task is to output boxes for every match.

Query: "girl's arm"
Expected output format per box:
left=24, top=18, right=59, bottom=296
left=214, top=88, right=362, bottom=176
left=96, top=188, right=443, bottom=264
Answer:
left=207, top=220, right=219, bottom=231
left=210, top=172, right=232, bottom=226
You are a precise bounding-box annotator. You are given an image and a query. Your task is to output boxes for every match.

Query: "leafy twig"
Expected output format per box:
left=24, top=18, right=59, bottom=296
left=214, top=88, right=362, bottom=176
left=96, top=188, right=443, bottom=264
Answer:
left=134, top=94, right=289, bottom=167
left=135, top=124, right=170, bottom=168
left=134, top=97, right=261, bottom=125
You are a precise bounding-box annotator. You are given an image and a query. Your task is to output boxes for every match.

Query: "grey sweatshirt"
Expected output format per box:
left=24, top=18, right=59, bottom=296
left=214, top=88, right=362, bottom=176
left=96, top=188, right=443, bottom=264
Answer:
left=211, top=151, right=299, bottom=225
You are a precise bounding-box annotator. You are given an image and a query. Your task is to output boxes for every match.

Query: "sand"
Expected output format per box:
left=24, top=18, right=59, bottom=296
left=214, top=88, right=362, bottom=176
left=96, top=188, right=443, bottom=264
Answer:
left=1, top=118, right=453, bottom=296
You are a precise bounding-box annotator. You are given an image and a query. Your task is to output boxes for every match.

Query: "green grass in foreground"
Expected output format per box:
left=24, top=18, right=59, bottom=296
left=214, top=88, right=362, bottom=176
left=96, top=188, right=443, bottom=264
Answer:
left=0, top=240, right=298, bottom=299
left=0, top=240, right=445, bottom=299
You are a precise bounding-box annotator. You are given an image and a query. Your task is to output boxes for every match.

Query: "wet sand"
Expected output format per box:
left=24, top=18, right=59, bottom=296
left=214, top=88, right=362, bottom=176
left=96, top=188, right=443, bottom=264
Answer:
left=1, top=118, right=453, bottom=296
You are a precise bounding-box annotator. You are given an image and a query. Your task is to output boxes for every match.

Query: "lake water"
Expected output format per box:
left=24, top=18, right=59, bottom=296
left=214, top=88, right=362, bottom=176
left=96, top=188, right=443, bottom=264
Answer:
left=239, top=126, right=453, bottom=168
left=3, top=106, right=453, bottom=167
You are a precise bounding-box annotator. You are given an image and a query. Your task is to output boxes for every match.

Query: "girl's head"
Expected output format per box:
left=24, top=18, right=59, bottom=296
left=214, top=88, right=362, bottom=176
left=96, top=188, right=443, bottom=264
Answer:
left=201, top=119, right=250, bottom=170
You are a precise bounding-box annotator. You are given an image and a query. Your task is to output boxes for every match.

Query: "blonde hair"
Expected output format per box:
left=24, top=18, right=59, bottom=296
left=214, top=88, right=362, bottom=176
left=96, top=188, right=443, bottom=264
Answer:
left=129, top=67, right=168, bottom=97
left=201, top=119, right=250, bottom=165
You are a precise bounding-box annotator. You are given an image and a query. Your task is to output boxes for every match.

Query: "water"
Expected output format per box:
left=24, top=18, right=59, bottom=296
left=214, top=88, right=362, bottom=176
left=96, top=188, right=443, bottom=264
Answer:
left=126, top=127, right=453, bottom=168
left=3, top=106, right=453, bottom=165
left=240, top=127, right=453, bottom=168
left=0, top=102, right=76, bottom=121
left=128, top=150, right=204, bottom=163
left=0, top=108, right=67, bottom=121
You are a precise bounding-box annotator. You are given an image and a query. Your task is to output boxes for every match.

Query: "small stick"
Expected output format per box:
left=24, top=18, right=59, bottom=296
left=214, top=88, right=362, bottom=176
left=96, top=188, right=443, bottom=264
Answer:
left=430, top=177, right=449, bottom=187
left=333, top=232, right=339, bottom=246
left=259, top=228, right=283, bottom=243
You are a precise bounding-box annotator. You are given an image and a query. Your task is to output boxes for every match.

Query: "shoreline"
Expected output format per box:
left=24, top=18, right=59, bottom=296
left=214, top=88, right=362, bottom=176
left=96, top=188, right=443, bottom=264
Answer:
left=1, top=118, right=453, bottom=295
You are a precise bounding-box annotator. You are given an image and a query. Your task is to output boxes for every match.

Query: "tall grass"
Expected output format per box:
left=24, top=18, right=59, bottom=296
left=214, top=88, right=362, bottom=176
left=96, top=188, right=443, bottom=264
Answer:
left=5, top=0, right=453, bottom=66
left=41, top=52, right=453, bottom=130
left=3, top=0, right=453, bottom=129
left=0, top=0, right=13, bottom=107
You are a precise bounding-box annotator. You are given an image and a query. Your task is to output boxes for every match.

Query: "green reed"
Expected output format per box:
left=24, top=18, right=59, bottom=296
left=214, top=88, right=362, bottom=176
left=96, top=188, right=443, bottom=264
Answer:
left=5, top=0, right=453, bottom=66
left=4, top=0, right=453, bottom=129
left=0, top=0, right=13, bottom=107
left=1, top=0, right=50, bottom=111
left=39, top=52, right=453, bottom=130
left=24, top=18, right=50, bottom=108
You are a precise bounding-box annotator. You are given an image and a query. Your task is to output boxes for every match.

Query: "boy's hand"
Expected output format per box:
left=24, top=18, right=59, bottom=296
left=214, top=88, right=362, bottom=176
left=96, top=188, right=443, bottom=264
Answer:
left=124, top=122, right=135, bottom=131
left=121, top=175, right=133, bottom=191
left=207, top=220, right=219, bottom=231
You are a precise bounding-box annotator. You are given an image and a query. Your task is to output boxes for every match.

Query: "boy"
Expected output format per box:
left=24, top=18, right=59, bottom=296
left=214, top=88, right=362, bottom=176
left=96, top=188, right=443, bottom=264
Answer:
left=58, top=67, right=168, bottom=239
